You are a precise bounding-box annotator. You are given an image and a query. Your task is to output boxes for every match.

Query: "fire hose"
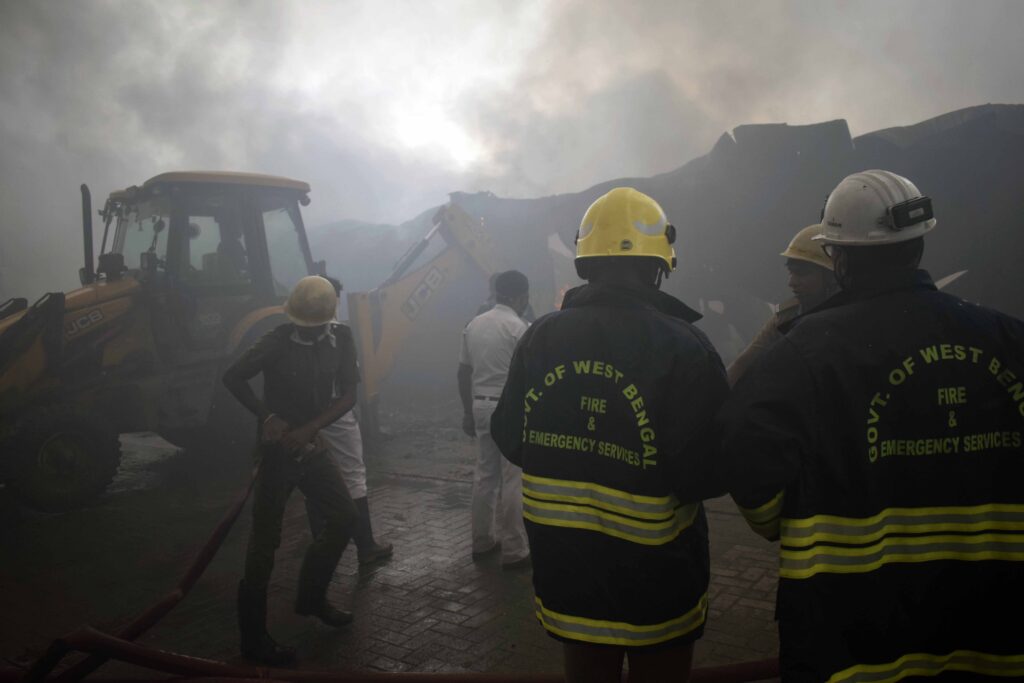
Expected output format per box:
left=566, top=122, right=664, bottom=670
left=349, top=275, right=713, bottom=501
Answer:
left=12, top=463, right=779, bottom=683
left=22, top=466, right=260, bottom=683
left=12, top=628, right=778, bottom=683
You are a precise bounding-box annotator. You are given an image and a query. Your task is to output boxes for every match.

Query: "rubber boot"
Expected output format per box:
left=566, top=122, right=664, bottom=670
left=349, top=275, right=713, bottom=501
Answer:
left=353, top=496, right=393, bottom=566
left=294, top=545, right=353, bottom=627
left=237, top=580, right=297, bottom=667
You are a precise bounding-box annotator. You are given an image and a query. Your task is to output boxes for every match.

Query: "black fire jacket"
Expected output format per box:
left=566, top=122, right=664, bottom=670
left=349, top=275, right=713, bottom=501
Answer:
left=719, top=269, right=1024, bottom=682
left=491, top=282, right=728, bottom=647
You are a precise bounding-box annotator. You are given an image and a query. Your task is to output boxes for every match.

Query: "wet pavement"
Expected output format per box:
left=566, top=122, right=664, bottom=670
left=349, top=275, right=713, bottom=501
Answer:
left=0, top=415, right=779, bottom=679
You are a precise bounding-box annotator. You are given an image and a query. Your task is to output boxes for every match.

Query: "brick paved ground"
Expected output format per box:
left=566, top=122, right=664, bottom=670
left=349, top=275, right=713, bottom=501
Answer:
left=0, top=416, right=780, bottom=680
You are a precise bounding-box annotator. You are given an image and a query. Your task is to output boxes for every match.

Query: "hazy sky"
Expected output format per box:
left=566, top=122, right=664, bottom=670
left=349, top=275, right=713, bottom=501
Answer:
left=1, top=0, right=1022, bottom=296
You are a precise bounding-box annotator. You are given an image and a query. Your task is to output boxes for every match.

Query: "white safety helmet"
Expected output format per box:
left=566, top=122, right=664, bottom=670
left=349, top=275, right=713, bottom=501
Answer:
left=815, top=170, right=936, bottom=246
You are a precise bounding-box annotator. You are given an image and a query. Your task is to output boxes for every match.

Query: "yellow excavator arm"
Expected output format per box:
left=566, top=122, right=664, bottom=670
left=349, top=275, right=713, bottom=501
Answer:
left=347, top=203, right=504, bottom=433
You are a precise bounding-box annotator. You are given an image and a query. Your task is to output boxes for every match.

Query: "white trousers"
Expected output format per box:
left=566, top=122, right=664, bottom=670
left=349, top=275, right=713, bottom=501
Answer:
left=471, top=398, right=529, bottom=563
left=319, top=411, right=367, bottom=498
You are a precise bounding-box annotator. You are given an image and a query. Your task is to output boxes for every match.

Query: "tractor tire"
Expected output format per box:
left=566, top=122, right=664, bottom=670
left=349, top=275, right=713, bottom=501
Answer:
left=8, top=406, right=122, bottom=512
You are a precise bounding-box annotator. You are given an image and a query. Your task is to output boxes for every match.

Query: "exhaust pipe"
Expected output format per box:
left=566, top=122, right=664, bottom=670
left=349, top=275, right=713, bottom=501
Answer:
left=80, top=183, right=95, bottom=285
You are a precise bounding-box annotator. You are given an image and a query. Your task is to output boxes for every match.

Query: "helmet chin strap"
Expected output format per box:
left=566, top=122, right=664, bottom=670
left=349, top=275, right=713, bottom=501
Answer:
left=833, top=247, right=854, bottom=290
left=653, top=265, right=667, bottom=289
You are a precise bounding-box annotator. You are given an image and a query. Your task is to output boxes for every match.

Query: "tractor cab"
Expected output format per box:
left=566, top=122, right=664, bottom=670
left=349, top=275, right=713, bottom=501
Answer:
left=100, top=172, right=318, bottom=353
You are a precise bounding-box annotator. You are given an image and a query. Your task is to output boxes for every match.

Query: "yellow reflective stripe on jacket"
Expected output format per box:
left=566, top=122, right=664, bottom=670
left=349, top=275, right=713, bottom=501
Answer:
left=523, top=473, right=678, bottom=520
left=522, top=473, right=696, bottom=545
left=782, top=503, right=1024, bottom=547
left=737, top=491, right=784, bottom=540
left=534, top=594, right=707, bottom=647
left=826, top=649, right=1024, bottom=683
left=778, top=504, right=1024, bottom=579
left=781, top=533, right=1024, bottom=580
left=523, top=498, right=698, bottom=546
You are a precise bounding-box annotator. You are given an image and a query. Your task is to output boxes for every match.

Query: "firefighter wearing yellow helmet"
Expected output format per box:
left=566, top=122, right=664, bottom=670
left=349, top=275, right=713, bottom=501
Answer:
left=574, top=186, right=677, bottom=277
left=719, top=170, right=1024, bottom=681
left=726, top=223, right=838, bottom=386
left=491, top=187, right=728, bottom=682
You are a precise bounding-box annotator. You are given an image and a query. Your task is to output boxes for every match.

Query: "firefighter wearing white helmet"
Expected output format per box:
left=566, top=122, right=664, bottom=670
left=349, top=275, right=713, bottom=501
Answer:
left=727, top=223, right=839, bottom=386
left=719, top=170, right=1024, bottom=681
left=813, top=170, right=936, bottom=290
left=223, top=274, right=363, bottom=665
left=491, top=187, right=728, bottom=683
left=817, top=169, right=936, bottom=245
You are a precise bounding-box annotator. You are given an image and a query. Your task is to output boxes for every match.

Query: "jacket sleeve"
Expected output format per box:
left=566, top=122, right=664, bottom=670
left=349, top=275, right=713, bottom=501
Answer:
left=726, top=312, right=782, bottom=387
left=665, top=342, right=730, bottom=503
left=491, top=329, right=531, bottom=467
left=221, top=327, right=286, bottom=422
left=717, top=337, right=817, bottom=540
left=222, top=327, right=284, bottom=385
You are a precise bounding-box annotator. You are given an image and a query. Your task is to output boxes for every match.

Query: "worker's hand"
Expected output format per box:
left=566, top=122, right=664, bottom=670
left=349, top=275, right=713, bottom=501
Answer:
left=462, top=413, right=476, bottom=437
left=261, top=414, right=290, bottom=443
left=281, top=424, right=319, bottom=455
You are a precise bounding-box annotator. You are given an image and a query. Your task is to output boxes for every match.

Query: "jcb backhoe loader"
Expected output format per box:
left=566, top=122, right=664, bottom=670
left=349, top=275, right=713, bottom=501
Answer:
left=0, top=172, right=328, bottom=511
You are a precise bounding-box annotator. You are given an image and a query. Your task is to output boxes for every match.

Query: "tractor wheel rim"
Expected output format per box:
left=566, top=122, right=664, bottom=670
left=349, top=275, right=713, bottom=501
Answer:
left=37, top=432, right=91, bottom=481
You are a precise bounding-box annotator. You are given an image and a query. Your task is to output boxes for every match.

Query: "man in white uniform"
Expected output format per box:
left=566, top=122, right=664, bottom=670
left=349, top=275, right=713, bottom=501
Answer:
left=311, top=408, right=393, bottom=566
left=305, top=279, right=393, bottom=567
left=457, top=270, right=531, bottom=569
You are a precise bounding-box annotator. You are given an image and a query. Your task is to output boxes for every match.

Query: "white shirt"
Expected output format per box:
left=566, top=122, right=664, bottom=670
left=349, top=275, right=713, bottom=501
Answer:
left=459, top=303, right=528, bottom=397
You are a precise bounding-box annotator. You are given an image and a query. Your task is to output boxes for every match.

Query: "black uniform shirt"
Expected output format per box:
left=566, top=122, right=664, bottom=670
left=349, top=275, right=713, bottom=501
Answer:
left=223, top=322, right=359, bottom=428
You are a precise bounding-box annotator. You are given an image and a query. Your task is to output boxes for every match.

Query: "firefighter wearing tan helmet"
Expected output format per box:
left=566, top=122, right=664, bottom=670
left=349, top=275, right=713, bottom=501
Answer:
left=491, top=187, right=728, bottom=683
left=223, top=275, right=361, bottom=666
left=719, top=170, right=1024, bottom=681
left=726, top=223, right=839, bottom=386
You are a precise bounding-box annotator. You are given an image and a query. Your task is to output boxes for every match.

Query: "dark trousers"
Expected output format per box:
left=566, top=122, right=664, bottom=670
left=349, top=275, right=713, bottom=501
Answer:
left=244, top=445, right=357, bottom=608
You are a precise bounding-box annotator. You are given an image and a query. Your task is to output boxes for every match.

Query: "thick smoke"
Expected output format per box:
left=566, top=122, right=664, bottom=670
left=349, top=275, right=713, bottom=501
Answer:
left=1, top=0, right=1023, bottom=301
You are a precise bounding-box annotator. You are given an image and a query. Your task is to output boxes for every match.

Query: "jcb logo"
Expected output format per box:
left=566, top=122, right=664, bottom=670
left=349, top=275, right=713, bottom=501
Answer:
left=402, top=267, right=445, bottom=320
left=65, top=309, right=104, bottom=337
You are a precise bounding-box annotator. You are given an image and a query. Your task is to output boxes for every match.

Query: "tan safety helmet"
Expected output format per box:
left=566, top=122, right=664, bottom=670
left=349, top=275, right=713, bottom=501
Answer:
left=816, top=169, right=936, bottom=246
left=576, top=187, right=677, bottom=272
left=781, top=224, right=833, bottom=271
left=285, top=276, right=338, bottom=327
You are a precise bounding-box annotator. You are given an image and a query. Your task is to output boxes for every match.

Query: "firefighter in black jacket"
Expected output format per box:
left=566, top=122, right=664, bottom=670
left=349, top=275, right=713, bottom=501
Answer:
left=223, top=275, right=360, bottom=666
left=491, top=187, right=728, bottom=683
left=719, top=169, right=1024, bottom=682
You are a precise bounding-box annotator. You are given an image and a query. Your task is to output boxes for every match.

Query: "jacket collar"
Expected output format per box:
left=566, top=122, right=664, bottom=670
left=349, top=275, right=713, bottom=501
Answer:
left=831, top=268, right=936, bottom=305
left=849, top=267, right=935, bottom=295
left=561, top=282, right=702, bottom=323
left=492, top=303, right=517, bottom=316
left=289, top=323, right=337, bottom=348
left=780, top=269, right=936, bottom=333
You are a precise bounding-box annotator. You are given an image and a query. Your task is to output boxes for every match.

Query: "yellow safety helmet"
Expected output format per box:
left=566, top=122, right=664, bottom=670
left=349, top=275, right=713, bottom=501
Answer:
left=780, top=224, right=834, bottom=271
left=576, top=187, right=677, bottom=272
left=284, top=275, right=338, bottom=327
